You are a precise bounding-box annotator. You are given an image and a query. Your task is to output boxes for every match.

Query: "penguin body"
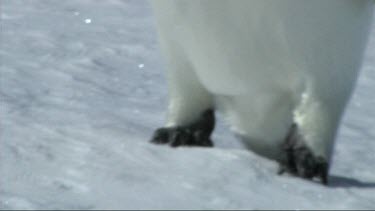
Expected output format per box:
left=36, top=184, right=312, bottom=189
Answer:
left=151, top=0, right=374, bottom=166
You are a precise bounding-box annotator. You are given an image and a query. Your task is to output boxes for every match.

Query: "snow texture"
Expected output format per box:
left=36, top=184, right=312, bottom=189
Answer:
left=0, top=0, right=374, bottom=209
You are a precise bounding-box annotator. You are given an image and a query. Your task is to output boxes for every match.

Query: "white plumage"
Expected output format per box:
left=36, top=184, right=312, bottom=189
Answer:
left=151, top=0, right=374, bottom=162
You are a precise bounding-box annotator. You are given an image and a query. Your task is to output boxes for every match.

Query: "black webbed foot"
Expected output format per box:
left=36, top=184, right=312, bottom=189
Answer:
left=150, top=109, right=215, bottom=147
left=278, top=124, right=329, bottom=185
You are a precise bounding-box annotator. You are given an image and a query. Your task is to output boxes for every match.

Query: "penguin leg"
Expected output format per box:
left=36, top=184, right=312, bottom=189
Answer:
left=150, top=36, right=215, bottom=147
left=278, top=123, right=329, bottom=184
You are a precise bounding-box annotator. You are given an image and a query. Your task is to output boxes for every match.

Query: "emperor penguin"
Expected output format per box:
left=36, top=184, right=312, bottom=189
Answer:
left=150, top=0, right=374, bottom=184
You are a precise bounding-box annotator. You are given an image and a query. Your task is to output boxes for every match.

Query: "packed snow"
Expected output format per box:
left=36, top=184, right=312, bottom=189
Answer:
left=1, top=0, right=374, bottom=209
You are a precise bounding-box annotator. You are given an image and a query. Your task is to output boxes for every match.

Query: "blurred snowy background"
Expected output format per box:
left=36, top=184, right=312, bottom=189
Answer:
left=1, top=0, right=375, bottom=209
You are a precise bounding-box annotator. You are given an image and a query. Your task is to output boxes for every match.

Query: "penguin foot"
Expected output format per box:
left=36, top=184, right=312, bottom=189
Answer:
left=278, top=124, right=329, bottom=185
left=150, top=109, right=215, bottom=147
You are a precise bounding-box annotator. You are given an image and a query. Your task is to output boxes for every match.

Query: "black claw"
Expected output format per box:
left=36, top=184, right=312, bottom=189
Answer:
left=279, top=124, right=329, bottom=185
left=316, top=156, right=329, bottom=185
left=150, top=109, right=215, bottom=147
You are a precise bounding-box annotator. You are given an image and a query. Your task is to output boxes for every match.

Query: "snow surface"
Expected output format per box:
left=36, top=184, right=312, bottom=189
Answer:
left=1, top=0, right=375, bottom=209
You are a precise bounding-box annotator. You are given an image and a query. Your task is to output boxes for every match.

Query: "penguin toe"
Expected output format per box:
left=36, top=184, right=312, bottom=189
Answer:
left=150, top=126, right=213, bottom=147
